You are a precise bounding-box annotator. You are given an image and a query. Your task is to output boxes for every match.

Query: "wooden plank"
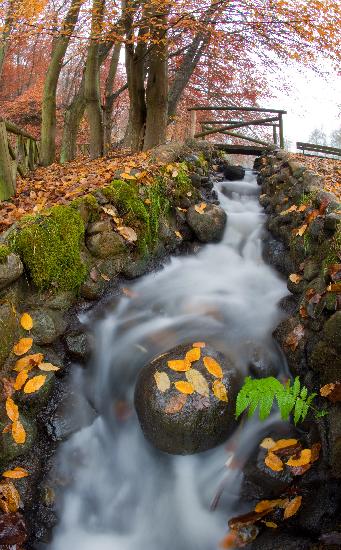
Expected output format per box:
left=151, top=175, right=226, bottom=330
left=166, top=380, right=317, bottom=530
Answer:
left=213, top=144, right=269, bottom=155
left=201, top=119, right=279, bottom=127
left=0, top=121, right=16, bottom=200
left=0, top=117, right=36, bottom=140
left=188, top=105, right=287, bottom=114
left=195, top=116, right=279, bottom=139
left=297, top=142, right=341, bottom=157
left=213, top=129, right=271, bottom=147
left=279, top=113, right=284, bottom=149
left=189, top=110, right=197, bottom=138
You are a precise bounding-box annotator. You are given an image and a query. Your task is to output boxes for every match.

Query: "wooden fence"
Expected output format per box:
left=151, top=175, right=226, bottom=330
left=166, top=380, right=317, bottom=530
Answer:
left=187, top=105, right=287, bottom=152
left=297, top=142, right=341, bottom=159
left=0, top=118, right=40, bottom=201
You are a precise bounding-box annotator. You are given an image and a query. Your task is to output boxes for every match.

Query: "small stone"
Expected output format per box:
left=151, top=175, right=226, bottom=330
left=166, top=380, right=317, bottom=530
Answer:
left=0, top=253, right=23, bottom=291
left=287, top=160, right=306, bottom=178
left=64, top=332, right=91, bottom=361
left=186, top=204, right=227, bottom=243
left=189, top=173, right=202, bottom=188
left=86, top=231, right=126, bottom=258
left=30, top=309, right=67, bottom=345
left=87, top=220, right=112, bottom=235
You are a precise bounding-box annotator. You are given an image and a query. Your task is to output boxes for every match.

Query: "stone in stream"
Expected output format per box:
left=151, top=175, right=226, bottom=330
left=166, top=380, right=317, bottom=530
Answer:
left=223, top=165, right=246, bottom=181
left=0, top=253, right=23, bottom=290
left=186, top=203, right=227, bottom=243
left=134, top=343, right=241, bottom=454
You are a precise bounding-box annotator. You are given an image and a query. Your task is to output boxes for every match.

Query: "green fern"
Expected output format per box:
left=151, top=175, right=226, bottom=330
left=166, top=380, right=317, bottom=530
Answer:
left=235, top=376, right=318, bottom=425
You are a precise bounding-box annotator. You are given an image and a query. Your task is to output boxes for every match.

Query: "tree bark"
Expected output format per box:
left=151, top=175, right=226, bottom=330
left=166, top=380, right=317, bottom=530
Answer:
left=41, top=0, right=83, bottom=166
left=60, top=73, right=87, bottom=163
left=0, top=0, right=14, bottom=80
left=103, top=43, right=121, bottom=152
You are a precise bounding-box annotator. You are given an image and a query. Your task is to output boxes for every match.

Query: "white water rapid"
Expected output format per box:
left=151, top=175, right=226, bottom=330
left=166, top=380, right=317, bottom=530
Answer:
left=50, top=170, right=288, bottom=550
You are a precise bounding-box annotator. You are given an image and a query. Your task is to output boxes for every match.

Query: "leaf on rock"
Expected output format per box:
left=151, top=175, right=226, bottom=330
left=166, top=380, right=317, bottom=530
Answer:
left=37, top=363, right=60, bottom=372
left=2, top=467, right=28, bottom=479
left=284, top=324, right=305, bottom=352
left=174, top=230, right=182, bottom=239
left=264, top=452, right=283, bottom=472
left=13, top=338, right=33, bottom=356
left=14, top=353, right=44, bottom=372
left=12, top=421, right=26, bottom=445
left=320, top=382, right=341, bottom=402
left=280, top=205, right=297, bottom=216
left=193, top=342, right=206, bottom=348
left=154, top=371, right=170, bottom=392
left=0, top=480, right=20, bottom=513
left=117, top=226, right=137, bottom=242
left=213, top=380, right=228, bottom=402
left=294, top=224, right=308, bottom=237
left=327, top=282, right=341, bottom=292
left=260, top=437, right=276, bottom=450
left=164, top=393, right=187, bottom=414
left=289, top=274, right=302, bottom=284
left=286, top=449, right=311, bottom=467
left=167, top=359, right=191, bottom=372
left=5, top=398, right=19, bottom=422
left=14, top=371, right=28, bottom=391
left=20, top=313, right=33, bottom=331
left=23, top=375, right=46, bottom=394
left=306, top=209, right=320, bottom=224
left=203, top=356, right=223, bottom=378
left=175, top=381, right=194, bottom=394
left=194, top=202, right=207, bottom=214
left=185, top=347, right=201, bottom=363
left=264, top=521, right=278, bottom=528
left=270, top=439, right=299, bottom=453
left=283, top=495, right=302, bottom=519
left=186, top=369, right=209, bottom=397
left=254, top=499, right=286, bottom=513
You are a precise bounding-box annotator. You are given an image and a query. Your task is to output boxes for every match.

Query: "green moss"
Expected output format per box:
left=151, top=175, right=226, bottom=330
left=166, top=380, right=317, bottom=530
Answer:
left=71, top=194, right=100, bottom=223
left=197, top=152, right=209, bottom=173
left=9, top=205, right=86, bottom=291
left=0, top=244, right=10, bottom=263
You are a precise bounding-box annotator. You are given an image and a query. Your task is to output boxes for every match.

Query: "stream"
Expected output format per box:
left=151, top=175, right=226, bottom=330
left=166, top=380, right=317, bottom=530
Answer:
left=50, top=170, right=289, bottom=550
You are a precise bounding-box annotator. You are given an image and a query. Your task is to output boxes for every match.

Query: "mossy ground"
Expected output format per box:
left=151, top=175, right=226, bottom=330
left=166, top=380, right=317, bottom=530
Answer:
left=0, top=244, right=10, bottom=263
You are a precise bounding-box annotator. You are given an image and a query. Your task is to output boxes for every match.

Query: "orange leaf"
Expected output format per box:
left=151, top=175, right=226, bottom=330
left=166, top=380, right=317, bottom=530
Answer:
left=167, top=359, right=191, bottom=372
left=194, top=202, right=207, bottom=214
left=23, top=374, right=46, bottom=394
left=5, top=397, right=19, bottom=422
left=185, top=347, right=201, bottom=363
left=20, top=313, right=33, bottom=331
left=193, top=342, right=206, bottom=348
left=255, top=499, right=286, bottom=513
left=264, top=452, right=283, bottom=472
left=14, top=353, right=44, bottom=372
left=270, top=439, right=299, bottom=453
left=164, top=393, right=187, bottom=414
left=175, top=381, right=194, bottom=394
left=286, top=449, right=311, bottom=467
left=12, top=420, right=26, bottom=444
left=212, top=380, right=228, bottom=402
left=13, top=338, right=33, bottom=356
left=294, top=224, right=307, bottom=237
left=203, top=356, right=223, bottom=378
left=283, top=495, right=302, bottom=519
left=289, top=274, right=302, bottom=284
left=2, top=467, right=28, bottom=479
left=0, top=480, right=20, bottom=513
left=14, top=370, right=28, bottom=391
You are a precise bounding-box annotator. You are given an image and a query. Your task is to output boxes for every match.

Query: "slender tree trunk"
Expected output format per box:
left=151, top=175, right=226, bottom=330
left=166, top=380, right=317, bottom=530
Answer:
left=84, top=0, right=105, bottom=159
left=60, top=73, right=87, bottom=163
left=103, top=43, right=121, bottom=152
left=0, top=0, right=15, bottom=80
left=41, top=0, right=83, bottom=166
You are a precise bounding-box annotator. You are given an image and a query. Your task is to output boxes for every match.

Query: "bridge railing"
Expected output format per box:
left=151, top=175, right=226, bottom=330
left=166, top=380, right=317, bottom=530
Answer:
left=187, top=105, right=287, bottom=149
left=296, top=142, right=341, bottom=159
left=0, top=118, right=40, bottom=201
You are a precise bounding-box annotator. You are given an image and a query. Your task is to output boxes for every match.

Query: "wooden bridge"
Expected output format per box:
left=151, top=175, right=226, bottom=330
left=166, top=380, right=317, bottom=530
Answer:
left=187, top=105, right=286, bottom=154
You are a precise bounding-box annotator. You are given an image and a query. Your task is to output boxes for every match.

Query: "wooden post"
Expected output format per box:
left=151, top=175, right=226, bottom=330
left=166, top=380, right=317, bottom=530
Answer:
left=189, top=110, right=197, bottom=139
left=279, top=113, right=284, bottom=149
left=273, top=125, right=278, bottom=146
left=0, top=121, right=15, bottom=200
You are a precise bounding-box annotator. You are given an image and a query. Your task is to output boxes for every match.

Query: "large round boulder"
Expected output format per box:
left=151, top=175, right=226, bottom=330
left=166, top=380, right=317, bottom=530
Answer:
left=0, top=253, right=23, bottom=290
left=134, top=343, right=241, bottom=454
left=223, top=165, right=245, bottom=181
left=186, top=203, right=227, bottom=242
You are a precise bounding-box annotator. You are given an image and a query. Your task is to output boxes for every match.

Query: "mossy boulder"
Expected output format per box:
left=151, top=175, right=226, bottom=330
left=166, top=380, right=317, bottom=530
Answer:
left=0, top=413, right=36, bottom=465
left=0, top=303, right=18, bottom=367
left=0, top=252, right=23, bottom=291
left=134, top=343, right=241, bottom=454
left=86, top=231, right=126, bottom=258
left=186, top=204, right=227, bottom=243
left=323, top=312, right=341, bottom=352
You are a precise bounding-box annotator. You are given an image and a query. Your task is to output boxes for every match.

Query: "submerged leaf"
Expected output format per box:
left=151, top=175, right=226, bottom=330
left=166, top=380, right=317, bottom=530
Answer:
left=186, top=369, right=209, bottom=397
left=154, top=371, right=170, bottom=392
left=164, top=393, right=187, bottom=414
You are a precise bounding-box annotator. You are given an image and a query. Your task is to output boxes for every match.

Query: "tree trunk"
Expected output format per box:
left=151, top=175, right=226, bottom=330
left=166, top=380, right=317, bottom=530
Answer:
left=143, top=6, right=168, bottom=150
left=41, top=0, right=83, bottom=166
left=103, top=43, right=121, bottom=152
left=84, top=0, right=105, bottom=160
left=0, top=1, right=14, bottom=80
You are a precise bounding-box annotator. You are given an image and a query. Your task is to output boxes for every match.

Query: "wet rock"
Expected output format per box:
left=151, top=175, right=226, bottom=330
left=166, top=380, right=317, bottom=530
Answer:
left=308, top=340, right=341, bottom=383
left=324, top=212, right=341, bottom=232
left=46, top=389, right=97, bottom=441
left=80, top=277, right=106, bottom=300
left=245, top=530, right=311, bottom=550
left=16, top=372, right=55, bottom=415
left=0, top=413, right=36, bottom=464
left=303, top=258, right=320, bottom=281
left=87, top=219, right=113, bottom=235
left=287, top=160, right=306, bottom=178
left=0, top=302, right=18, bottom=366
left=122, top=256, right=150, bottom=279
left=0, top=513, right=27, bottom=545
left=296, top=481, right=340, bottom=534
left=86, top=231, right=126, bottom=258
left=0, top=253, right=23, bottom=290
left=158, top=218, right=179, bottom=252
left=262, top=238, right=294, bottom=275
left=134, top=343, right=241, bottom=454
left=307, top=216, right=325, bottom=242
left=223, top=165, right=245, bottom=181
left=323, top=312, right=341, bottom=352
left=189, top=173, right=202, bottom=188
left=328, top=406, right=341, bottom=478
left=44, top=291, right=76, bottom=311
left=186, top=204, right=227, bottom=243
left=30, top=309, right=67, bottom=345
left=64, top=331, right=91, bottom=362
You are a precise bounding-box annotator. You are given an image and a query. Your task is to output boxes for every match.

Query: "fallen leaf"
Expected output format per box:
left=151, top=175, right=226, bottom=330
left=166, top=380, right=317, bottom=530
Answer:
left=164, top=393, right=187, bottom=414
left=299, top=305, right=308, bottom=319
left=14, top=353, right=44, bottom=372
left=203, top=356, right=223, bottom=378
left=311, top=442, right=321, bottom=463
left=306, top=209, right=320, bottom=224
left=117, top=226, right=138, bottom=242
left=100, top=273, right=110, bottom=281
left=255, top=499, right=286, bottom=513
left=20, top=313, right=33, bottom=331
left=212, top=380, right=228, bottom=402
left=37, top=363, right=60, bottom=372
left=294, top=224, right=308, bottom=237
left=194, top=202, right=207, bottom=214
left=14, top=371, right=28, bottom=391
left=264, top=521, right=278, bottom=528
left=2, top=467, right=28, bottom=479
left=5, top=398, right=19, bottom=422
left=122, top=287, right=138, bottom=298
left=270, top=439, right=299, bottom=453
left=289, top=274, right=302, bottom=284
left=283, top=495, right=302, bottom=519
left=175, top=381, right=194, bottom=394
left=0, top=480, right=20, bottom=513
left=286, top=449, right=312, bottom=467
left=298, top=204, right=307, bottom=212
left=102, top=205, right=118, bottom=218
left=280, top=205, right=298, bottom=216
left=174, top=230, right=182, bottom=239
left=12, top=420, right=26, bottom=444
left=284, top=324, right=305, bottom=352
left=327, top=282, right=341, bottom=292
left=1, top=378, right=15, bottom=398
left=219, top=532, right=240, bottom=549
left=228, top=509, right=269, bottom=529
left=154, top=371, right=170, bottom=392
left=2, top=424, right=11, bottom=434
left=264, top=452, right=283, bottom=472
left=121, top=173, right=136, bottom=180
left=186, top=369, right=209, bottom=397
left=167, top=359, right=191, bottom=372
left=185, top=347, right=201, bottom=363
left=193, top=342, right=206, bottom=348
left=13, top=338, right=33, bottom=356
left=23, top=375, right=46, bottom=394
left=320, top=382, right=341, bottom=403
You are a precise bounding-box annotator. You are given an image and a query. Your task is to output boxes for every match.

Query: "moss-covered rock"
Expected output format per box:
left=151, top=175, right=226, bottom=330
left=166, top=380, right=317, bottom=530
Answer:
left=323, top=312, right=341, bottom=352
left=0, top=244, right=10, bottom=263
left=9, top=205, right=86, bottom=292
left=0, top=413, right=36, bottom=465
left=0, top=302, right=18, bottom=367
left=0, top=253, right=23, bottom=291
left=71, top=194, right=101, bottom=224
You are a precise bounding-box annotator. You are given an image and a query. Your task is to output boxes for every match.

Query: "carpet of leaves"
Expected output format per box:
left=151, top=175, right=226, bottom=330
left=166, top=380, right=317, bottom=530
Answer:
left=0, top=150, right=158, bottom=233
left=289, top=153, right=341, bottom=201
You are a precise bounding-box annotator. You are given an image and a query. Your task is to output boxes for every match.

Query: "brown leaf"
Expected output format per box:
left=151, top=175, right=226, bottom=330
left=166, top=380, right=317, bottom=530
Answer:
left=154, top=371, right=170, bottom=392
left=286, top=449, right=311, bottom=467
left=270, top=439, right=301, bottom=457
left=294, top=224, right=308, bottom=237
left=174, top=230, right=182, bottom=239
left=320, top=382, right=341, bottom=402
left=14, top=371, right=28, bottom=391
left=116, top=226, right=138, bottom=243
left=289, top=274, right=302, bottom=284
left=0, top=480, right=20, bottom=513
left=254, top=499, right=287, bottom=513
left=164, top=393, right=187, bottom=414
left=203, top=356, right=223, bottom=378
left=12, top=338, right=33, bottom=356
left=185, top=347, right=201, bottom=363
left=23, top=375, right=46, bottom=394
left=280, top=205, right=297, bottom=216
left=2, top=467, right=29, bottom=479
left=212, top=380, right=228, bottom=402
left=194, top=202, right=207, bottom=214
left=327, top=282, right=341, bottom=293
left=306, top=209, right=320, bottom=224
left=264, top=452, right=283, bottom=472
left=175, top=381, right=194, bottom=394
left=167, top=359, right=191, bottom=372
left=260, top=437, right=276, bottom=450
left=228, top=510, right=269, bottom=530
left=14, top=353, right=44, bottom=372
left=283, top=495, right=302, bottom=519
left=20, top=313, right=33, bottom=331
left=5, top=397, right=19, bottom=422
left=284, top=324, right=305, bottom=352
left=186, top=369, right=209, bottom=397
left=12, top=421, right=26, bottom=445
left=2, top=377, right=15, bottom=398
left=311, top=442, right=322, bottom=463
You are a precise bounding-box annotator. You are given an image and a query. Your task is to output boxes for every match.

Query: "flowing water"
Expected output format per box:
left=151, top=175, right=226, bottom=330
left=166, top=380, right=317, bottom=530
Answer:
left=50, top=170, right=289, bottom=550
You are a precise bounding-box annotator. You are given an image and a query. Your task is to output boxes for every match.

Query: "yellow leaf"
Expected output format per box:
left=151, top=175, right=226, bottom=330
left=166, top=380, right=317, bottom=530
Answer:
left=289, top=274, right=302, bottom=284
left=270, top=439, right=299, bottom=453
left=20, top=313, right=33, bottom=331
left=5, top=397, right=19, bottom=422
left=121, top=173, right=136, bottom=180
left=23, top=375, right=46, bottom=394
left=294, top=224, right=307, bottom=237
left=280, top=205, right=297, bottom=216
left=194, top=202, right=207, bottom=214
left=286, top=449, right=311, bottom=467
left=185, top=347, right=201, bottom=363
left=185, top=369, right=209, bottom=397
left=283, top=496, right=302, bottom=519
left=37, top=363, right=60, bottom=372
left=174, top=230, right=182, bottom=239
left=0, top=480, right=20, bottom=513
left=167, top=359, right=191, bottom=372
left=12, top=420, right=26, bottom=444
left=203, top=356, right=223, bottom=378
left=264, top=521, right=278, bottom=528
left=14, top=353, right=44, bottom=372
left=14, top=370, right=28, bottom=391
left=2, top=467, right=29, bottom=479
left=154, top=371, right=171, bottom=392
left=264, top=452, right=283, bottom=472
left=193, top=342, right=206, bottom=348
left=175, top=381, right=194, bottom=394
left=13, top=338, right=33, bottom=356
left=212, top=380, right=228, bottom=402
